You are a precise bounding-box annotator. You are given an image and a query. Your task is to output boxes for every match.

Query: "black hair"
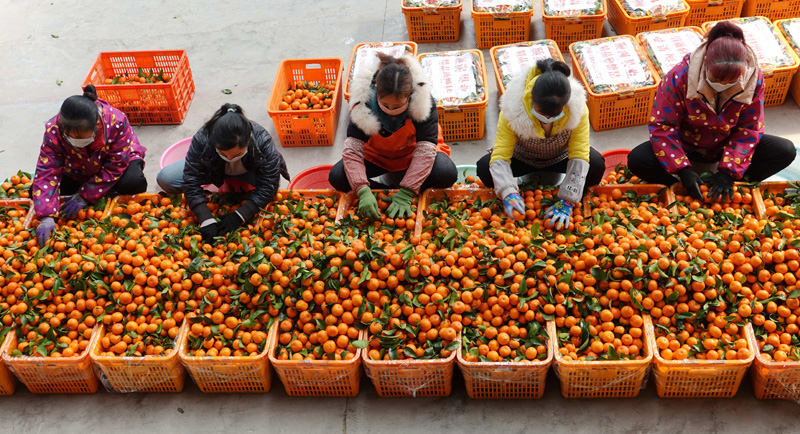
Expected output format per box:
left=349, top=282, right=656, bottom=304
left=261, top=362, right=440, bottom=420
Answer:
left=373, top=53, right=414, bottom=99
left=58, top=85, right=99, bottom=136
left=531, top=59, right=572, bottom=118
left=203, top=103, right=252, bottom=151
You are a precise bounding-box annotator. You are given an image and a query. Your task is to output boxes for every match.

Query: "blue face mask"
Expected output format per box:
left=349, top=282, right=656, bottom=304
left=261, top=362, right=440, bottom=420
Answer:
left=531, top=108, right=565, bottom=124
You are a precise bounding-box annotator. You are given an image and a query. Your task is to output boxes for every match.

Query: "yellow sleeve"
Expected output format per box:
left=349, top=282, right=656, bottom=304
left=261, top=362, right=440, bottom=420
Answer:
left=489, top=112, right=518, bottom=165
left=566, top=104, right=591, bottom=163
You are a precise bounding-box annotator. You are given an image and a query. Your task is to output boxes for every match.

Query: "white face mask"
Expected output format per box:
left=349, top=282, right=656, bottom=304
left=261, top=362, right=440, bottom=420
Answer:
left=378, top=100, right=409, bottom=116
left=531, top=108, right=565, bottom=124
left=705, top=76, right=736, bottom=93
left=217, top=148, right=247, bottom=163
left=67, top=134, right=95, bottom=148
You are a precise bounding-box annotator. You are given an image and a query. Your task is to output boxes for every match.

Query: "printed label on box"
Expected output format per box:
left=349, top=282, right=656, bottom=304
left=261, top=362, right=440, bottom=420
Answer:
left=497, top=45, right=555, bottom=78
left=581, top=39, right=648, bottom=87
left=422, top=53, right=478, bottom=100
left=352, top=44, right=408, bottom=78
left=644, top=30, right=702, bottom=73
left=739, top=19, right=789, bottom=65
left=546, top=0, right=598, bottom=11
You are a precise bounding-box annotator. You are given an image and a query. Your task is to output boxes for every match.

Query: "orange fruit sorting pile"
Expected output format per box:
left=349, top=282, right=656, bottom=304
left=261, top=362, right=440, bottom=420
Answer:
left=278, top=81, right=335, bottom=111
left=557, top=310, right=647, bottom=361
left=461, top=319, right=548, bottom=363
left=673, top=184, right=756, bottom=218
left=98, top=311, right=181, bottom=357
left=453, top=174, right=486, bottom=190
left=599, top=164, right=643, bottom=185
left=186, top=310, right=271, bottom=357
left=0, top=171, right=32, bottom=199
left=654, top=322, right=751, bottom=361
left=0, top=203, right=30, bottom=246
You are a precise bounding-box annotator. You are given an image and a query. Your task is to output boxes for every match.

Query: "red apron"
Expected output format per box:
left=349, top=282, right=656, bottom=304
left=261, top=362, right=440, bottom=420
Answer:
left=363, top=118, right=450, bottom=172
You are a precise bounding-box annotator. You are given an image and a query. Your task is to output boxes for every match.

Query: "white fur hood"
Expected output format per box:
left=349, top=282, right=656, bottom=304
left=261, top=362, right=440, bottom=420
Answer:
left=499, top=65, right=587, bottom=140
left=348, top=54, right=433, bottom=136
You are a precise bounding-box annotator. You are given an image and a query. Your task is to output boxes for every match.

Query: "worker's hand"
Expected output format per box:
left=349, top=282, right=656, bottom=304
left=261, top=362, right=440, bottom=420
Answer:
left=36, top=217, right=56, bottom=246
left=216, top=212, right=245, bottom=237
left=199, top=220, right=218, bottom=244
left=707, top=171, right=734, bottom=203
left=383, top=187, right=415, bottom=219
left=60, top=193, right=88, bottom=219
left=502, top=192, right=525, bottom=219
left=356, top=187, right=380, bottom=220
left=678, top=168, right=704, bottom=201
left=544, top=199, right=574, bottom=231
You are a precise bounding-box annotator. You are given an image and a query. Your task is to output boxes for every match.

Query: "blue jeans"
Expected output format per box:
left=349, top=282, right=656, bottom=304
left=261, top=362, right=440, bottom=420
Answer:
left=156, top=159, right=257, bottom=193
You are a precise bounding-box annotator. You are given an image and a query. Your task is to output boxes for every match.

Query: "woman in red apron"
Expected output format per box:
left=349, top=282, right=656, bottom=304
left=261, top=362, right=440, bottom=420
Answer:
left=329, top=53, right=457, bottom=220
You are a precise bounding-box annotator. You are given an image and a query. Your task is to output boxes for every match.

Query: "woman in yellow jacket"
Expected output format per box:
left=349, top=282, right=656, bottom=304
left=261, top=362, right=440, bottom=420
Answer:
left=476, top=59, right=605, bottom=229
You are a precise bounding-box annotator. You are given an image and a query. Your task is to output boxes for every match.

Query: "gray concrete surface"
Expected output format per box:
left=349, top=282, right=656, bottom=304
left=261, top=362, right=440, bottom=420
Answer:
left=1, top=0, right=800, bottom=432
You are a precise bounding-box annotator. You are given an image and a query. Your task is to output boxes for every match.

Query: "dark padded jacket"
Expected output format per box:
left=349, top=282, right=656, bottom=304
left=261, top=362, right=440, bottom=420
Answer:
left=183, top=121, right=290, bottom=223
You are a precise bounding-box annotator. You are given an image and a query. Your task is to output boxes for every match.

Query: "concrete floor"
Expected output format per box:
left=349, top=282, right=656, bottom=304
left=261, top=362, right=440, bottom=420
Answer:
left=2, top=0, right=800, bottom=431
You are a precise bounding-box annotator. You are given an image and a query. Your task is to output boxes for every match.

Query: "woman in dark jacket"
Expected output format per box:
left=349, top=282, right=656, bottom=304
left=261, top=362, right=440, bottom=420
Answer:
left=156, top=103, right=289, bottom=243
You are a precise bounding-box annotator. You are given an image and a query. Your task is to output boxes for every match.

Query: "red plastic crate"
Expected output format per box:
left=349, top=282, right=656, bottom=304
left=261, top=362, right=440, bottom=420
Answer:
left=83, top=50, right=195, bottom=125
left=267, top=58, right=343, bottom=147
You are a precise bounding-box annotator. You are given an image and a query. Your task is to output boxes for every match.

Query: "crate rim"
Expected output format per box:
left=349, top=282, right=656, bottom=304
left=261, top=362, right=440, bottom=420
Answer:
left=401, top=0, right=463, bottom=12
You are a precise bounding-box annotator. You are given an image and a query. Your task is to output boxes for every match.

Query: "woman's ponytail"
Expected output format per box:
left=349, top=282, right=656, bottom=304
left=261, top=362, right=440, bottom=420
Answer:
left=531, top=59, right=572, bottom=117
left=203, top=103, right=252, bottom=151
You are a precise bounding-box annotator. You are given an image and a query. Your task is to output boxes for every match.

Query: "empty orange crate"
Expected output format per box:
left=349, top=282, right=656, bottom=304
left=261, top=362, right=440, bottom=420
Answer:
left=743, top=0, right=800, bottom=21
left=570, top=36, right=660, bottom=131
left=180, top=323, right=276, bottom=393
left=457, top=326, right=553, bottom=399
left=541, top=0, right=607, bottom=52
left=608, top=0, right=690, bottom=36
left=83, top=50, right=195, bottom=125
left=267, top=58, right=343, bottom=147
left=2, top=326, right=101, bottom=394
left=552, top=321, right=653, bottom=398
left=490, top=41, right=565, bottom=95
left=401, top=0, right=462, bottom=43
left=269, top=331, right=364, bottom=397
left=344, top=42, right=418, bottom=101
left=91, top=322, right=188, bottom=393
left=747, top=324, right=800, bottom=399
left=363, top=348, right=456, bottom=397
left=471, top=2, right=533, bottom=49
left=419, top=50, right=489, bottom=141
left=583, top=184, right=673, bottom=217
left=0, top=333, right=18, bottom=396
left=776, top=19, right=800, bottom=108
left=703, top=17, right=800, bottom=106
left=645, top=316, right=754, bottom=398
left=685, top=0, right=745, bottom=26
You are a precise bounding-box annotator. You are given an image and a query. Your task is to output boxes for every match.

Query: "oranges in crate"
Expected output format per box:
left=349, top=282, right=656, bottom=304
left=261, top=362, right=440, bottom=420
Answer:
left=98, top=311, right=181, bottom=357
left=0, top=171, right=32, bottom=199
left=557, top=311, right=647, bottom=361
left=654, top=319, right=751, bottom=361
left=103, top=68, right=170, bottom=85
left=186, top=310, right=271, bottom=357
left=277, top=81, right=336, bottom=111
left=600, top=164, right=644, bottom=185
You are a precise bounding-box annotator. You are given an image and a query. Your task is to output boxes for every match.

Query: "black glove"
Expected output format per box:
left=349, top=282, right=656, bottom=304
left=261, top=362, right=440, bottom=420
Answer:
left=708, top=171, right=735, bottom=203
left=199, top=223, right=218, bottom=244
left=216, top=212, right=244, bottom=237
left=678, top=168, right=704, bottom=201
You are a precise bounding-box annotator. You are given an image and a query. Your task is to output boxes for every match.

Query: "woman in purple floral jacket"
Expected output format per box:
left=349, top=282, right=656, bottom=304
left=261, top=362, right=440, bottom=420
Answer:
left=31, top=85, right=147, bottom=245
left=628, top=22, right=795, bottom=201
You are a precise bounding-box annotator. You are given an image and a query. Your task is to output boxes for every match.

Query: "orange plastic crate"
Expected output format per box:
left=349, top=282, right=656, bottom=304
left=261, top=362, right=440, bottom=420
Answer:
left=83, top=50, right=194, bottom=125
left=551, top=321, right=653, bottom=398
left=91, top=322, right=189, bottom=393
left=457, top=326, right=553, bottom=399
left=414, top=188, right=496, bottom=239
left=776, top=19, right=800, bottom=108
left=401, top=0, right=462, bottom=43
left=363, top=347, right=456, bottom=397
left=703, top=18, right=800, bottom=106
left=344, top=42, right=418, bottom=101
left=645, top=316, right=754, bottom=398
left=2, top=326, right=101, bottom=394
left=490, top=41, right=565, bottom=95
left=180, top=323, right=276, bottom=393
left=583, top=184, right=673, bottom=218
left=269, top=331, right=364, bottom=397
left=753, top=181, right=795, bottom=220
left=636, top=27, right=705, bottom=77
left=541, top=0, right=607, bottom=52
left=0, top=199, right=34, bottom=230
left=743, top=0, right=800, bottom=21
left=671, top=182, right=764, bottom=217
left=569, top=36, right=661, bottom=131
left=471, top=3, right=533, bottom=49
left=0, top=333, right=18, bottom=396
left=747, top=324, right=800, bottom=399
left=419, top=50, right=489, bottom=141
left=607, top=0, right=690, bottom=36
left=267, top=58, right=343, bottom=147
left=685, top=0, right=745, bottom=27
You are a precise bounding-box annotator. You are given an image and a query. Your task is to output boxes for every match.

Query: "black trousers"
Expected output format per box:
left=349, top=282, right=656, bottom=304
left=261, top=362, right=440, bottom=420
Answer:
left=328, top=152, right=458, bottom=192
left=627, top=134, right=796, bottom=185
left=60, top=159, right=148, bottom=196
left=475, top=148, right=606, bottom=192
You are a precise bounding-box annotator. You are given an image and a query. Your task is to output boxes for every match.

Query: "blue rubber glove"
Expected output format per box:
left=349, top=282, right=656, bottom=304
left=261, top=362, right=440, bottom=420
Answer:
left=384, top=187, right=415, bottom=219
left=36, top=217, right=56, bottom=246
left=60, top=193, right=88, bottom=219
left=544, top=199, right=574, bottom=231
left=502, top=193, right=525, bottom=219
